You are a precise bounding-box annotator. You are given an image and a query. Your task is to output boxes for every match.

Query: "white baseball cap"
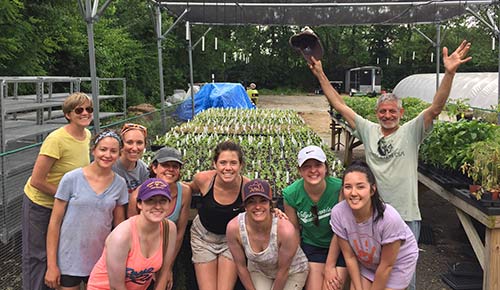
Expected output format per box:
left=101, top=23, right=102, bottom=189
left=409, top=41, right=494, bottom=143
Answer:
left=298, top=145, right=327, bottom=167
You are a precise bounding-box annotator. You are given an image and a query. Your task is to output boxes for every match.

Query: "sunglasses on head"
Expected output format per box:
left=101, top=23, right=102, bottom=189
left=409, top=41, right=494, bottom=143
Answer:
left=73, top=107, right=94, bottom=114
left=311, top=205, right=319, bottom=226
left=121, top=123, right=148, bottom=137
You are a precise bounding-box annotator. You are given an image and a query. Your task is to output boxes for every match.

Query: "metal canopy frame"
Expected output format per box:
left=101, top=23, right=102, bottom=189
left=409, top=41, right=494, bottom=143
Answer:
left=159, top=0, right=495, bottom=26
left=79, top=0, right=500, bottom=130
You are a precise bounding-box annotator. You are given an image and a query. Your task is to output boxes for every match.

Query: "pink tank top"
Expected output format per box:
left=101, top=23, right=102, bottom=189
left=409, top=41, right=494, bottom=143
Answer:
left=87, top=216, right=164, bottom=290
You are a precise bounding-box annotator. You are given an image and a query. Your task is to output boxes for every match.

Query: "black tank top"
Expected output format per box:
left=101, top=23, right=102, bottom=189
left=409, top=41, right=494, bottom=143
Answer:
left=198, top=175, right=244, bottom=234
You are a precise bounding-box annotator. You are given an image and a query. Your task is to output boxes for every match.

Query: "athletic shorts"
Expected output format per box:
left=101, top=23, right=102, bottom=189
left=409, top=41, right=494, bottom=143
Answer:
left=301, top=242, right=346, bottom=267
left=60, top=275, right=89, bottom=287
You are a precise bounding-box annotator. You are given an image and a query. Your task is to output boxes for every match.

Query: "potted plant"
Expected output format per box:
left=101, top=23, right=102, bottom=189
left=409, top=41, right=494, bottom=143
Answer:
left=461, top=138, right=500, bottom=201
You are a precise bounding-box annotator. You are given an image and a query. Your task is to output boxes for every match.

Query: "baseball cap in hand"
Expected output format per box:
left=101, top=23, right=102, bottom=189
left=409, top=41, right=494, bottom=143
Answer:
left=137, top=178, right=172, bottom=201
left=243, top=179, right=273, bottom=202
left=298, top=145, right=327, bottom=167
left=153, top=147, right=183, bottom=165
left=289, top=26, right=324, bottom=64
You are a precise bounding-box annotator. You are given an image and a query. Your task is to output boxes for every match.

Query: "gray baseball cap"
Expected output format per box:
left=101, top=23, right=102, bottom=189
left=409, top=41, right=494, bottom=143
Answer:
left=153, top=146, right=183, bottom=165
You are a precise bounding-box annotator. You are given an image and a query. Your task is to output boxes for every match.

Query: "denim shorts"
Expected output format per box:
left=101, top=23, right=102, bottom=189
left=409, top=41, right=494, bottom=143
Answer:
left=301, top=242, right=346, bottom=267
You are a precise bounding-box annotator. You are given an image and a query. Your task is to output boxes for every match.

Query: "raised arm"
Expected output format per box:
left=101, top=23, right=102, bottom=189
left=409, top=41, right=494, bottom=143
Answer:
left=308, top=56, right=357, bottom=128
left=370, top=240, right=402, bottom=290
left=423, top=40, right=472, bottom=128
left=226, top=218, right=256, bottom=290
left=273, top=220, right=301, bottom=290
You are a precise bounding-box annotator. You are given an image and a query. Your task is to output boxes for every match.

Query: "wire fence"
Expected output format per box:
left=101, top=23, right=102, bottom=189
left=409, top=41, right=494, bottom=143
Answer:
left=0, top=104, right=182, bottom=290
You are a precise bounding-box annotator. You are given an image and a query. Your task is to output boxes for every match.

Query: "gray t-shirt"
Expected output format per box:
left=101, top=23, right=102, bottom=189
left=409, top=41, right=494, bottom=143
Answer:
left=55, top=167, right=128, bottom=276
left=112, top=158, right=149, bottom=194
left=354, top=112, right=431, bottom=221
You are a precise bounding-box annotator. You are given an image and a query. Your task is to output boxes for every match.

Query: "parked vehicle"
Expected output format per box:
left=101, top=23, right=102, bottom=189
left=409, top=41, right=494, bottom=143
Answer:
left=345, top=66, right=382, bottom=97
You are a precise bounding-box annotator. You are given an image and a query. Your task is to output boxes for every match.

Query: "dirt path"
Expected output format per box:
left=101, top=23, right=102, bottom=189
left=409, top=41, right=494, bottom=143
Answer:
left=259, top=94, right=478, bottom=290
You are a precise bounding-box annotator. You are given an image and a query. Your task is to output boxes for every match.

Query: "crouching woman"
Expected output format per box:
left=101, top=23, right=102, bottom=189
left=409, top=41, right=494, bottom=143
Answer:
left=325, top=161, right=418, bottom=290
left=87, top=178, right=177, bottom=290
left=226, top=179, right=309, bottom=290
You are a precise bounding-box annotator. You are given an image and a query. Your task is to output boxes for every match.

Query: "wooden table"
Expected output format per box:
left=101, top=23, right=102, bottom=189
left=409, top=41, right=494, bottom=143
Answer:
left=419, top=173, right=500, bottom=290
left=330, top=116, right=362, bottom=165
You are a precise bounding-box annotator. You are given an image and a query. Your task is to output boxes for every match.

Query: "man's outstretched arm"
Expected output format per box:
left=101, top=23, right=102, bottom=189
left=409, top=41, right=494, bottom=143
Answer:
left=423, top=40, right=472, bottom=128
left=309, top=56, right=357, bottom=129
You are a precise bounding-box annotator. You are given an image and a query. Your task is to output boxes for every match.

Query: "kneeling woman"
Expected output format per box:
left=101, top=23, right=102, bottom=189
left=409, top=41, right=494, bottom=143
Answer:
left=227, top=179, right=309, bottom=290
left=87, top=178, right=177, bottom=290
left=326, top=161, right=418, bottom=290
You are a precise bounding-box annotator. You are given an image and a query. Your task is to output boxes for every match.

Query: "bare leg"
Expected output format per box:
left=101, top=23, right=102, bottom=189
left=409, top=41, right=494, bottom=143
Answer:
left=216, top=256, right=238, bottom=290
left=194, top=260, right=218, bottom=290
left=305, top=262, right=325, bottom=290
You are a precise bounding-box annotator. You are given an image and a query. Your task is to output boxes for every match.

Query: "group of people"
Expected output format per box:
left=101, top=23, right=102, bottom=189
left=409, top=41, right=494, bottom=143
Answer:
left=21, top=39, right=471, bottom=290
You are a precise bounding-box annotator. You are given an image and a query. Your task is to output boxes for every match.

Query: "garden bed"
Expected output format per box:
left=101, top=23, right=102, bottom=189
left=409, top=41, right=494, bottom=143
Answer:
left=152, top=108, right=343, bottom=194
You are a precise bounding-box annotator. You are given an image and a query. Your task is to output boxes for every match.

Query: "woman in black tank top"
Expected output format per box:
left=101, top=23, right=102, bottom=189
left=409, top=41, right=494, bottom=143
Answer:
left=189, top=141, right=250, bottom=290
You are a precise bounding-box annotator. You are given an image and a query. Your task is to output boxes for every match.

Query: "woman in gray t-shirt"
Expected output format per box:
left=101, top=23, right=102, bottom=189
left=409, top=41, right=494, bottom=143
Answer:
left=44, top=130, right=128, bottom=290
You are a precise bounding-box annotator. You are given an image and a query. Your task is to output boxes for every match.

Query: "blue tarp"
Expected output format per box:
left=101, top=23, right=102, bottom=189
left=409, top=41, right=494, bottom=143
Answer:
left=176, top=83, right=255, bottom=120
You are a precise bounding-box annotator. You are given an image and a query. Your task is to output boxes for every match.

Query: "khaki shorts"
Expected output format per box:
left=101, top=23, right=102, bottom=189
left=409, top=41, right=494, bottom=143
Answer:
left=190, top=215, right=233, bottom=263
left=250, top=270, right=308, bottom=290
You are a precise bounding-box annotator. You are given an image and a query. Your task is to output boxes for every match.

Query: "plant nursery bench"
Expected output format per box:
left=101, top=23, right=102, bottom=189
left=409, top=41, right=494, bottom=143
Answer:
left=418, top=172, right=500, bottom=290
left=329, top=115, right=362, bottom=165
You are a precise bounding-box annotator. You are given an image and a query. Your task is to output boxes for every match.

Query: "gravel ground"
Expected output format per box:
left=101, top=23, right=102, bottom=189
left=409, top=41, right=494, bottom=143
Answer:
left=259, top=94, right=480, bottom=290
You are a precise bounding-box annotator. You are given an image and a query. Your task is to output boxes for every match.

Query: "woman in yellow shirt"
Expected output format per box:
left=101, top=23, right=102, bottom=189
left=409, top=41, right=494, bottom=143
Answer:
left=22, top=92, right=93, bottom=290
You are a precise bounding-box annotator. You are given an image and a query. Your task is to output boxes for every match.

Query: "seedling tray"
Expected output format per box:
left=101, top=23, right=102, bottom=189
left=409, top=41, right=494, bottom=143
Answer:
left=448, top=262, right=483, bottom=278
left=440, top=273, right=482, bottom=290
left=451, top=188, right=500, bottom=216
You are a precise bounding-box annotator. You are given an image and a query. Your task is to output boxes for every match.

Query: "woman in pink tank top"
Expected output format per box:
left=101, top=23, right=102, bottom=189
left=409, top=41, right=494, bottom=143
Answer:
left=87, top=178, right=177, bottom=290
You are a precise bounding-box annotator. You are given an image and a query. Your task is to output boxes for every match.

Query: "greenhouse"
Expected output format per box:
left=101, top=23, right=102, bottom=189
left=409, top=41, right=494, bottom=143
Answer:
left=393, top=72, right=498, bottom=109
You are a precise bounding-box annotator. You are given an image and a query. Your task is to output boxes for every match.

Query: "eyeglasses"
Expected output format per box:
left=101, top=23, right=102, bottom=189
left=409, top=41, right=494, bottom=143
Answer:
left=121, top=123, right=148, bottom=137
left=311, top=205, right=319, bottom=226
left=377, top=137, right=387, bottom=156
left=73, top=107, right=94, bottom=114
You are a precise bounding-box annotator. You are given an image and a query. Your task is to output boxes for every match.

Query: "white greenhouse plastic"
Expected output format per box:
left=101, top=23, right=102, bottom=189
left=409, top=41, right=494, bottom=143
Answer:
left=393, top=73, right=498, bottom=110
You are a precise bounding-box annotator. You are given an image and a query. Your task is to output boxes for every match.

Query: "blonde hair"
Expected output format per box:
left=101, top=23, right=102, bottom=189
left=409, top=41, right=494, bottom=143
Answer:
left=62, top=92, right=93, bottom=121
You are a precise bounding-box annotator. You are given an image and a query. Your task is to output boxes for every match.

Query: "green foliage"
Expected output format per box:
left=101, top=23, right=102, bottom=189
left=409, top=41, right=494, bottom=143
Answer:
left=1, top=3, right=498, bottom=106
left=401, top=97, right=430, bottom=123
left=258, top=87, right=308, bottom=96
left=462, top=129, right=500, bottom=191
left=419, top=120, right=497, bottom=170
left=445, top=99, right=471, bottom=118
left=343, top=96, right=378, bottom=122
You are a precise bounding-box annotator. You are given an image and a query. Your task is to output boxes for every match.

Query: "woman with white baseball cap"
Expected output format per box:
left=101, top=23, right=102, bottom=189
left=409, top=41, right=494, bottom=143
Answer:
left=283, top=145, right=348, bottom=290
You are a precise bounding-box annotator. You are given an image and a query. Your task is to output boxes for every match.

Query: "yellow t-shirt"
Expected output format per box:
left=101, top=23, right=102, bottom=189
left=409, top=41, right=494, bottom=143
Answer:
left=24, top=127, right=91, bottom=208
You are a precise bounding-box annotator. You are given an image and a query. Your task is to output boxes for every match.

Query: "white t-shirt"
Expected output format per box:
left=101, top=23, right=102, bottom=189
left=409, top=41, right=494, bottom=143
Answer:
left=354, top=112, right=430, bottom=221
